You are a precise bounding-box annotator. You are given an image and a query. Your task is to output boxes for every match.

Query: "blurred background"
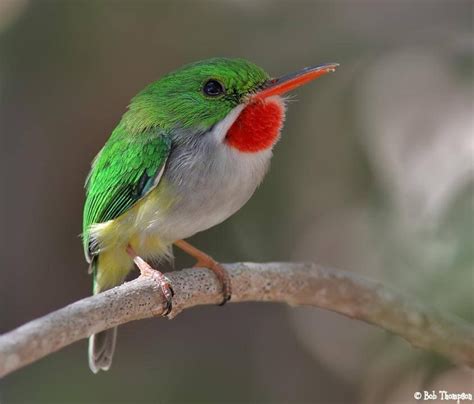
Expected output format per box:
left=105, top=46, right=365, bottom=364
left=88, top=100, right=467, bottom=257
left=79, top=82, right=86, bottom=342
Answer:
left=0, top=0, right=473, bottom=402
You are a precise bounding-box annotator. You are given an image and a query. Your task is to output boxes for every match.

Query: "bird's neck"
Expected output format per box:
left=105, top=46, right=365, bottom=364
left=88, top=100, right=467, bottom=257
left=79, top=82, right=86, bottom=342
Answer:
left=224, top=97, right=286, bottom=153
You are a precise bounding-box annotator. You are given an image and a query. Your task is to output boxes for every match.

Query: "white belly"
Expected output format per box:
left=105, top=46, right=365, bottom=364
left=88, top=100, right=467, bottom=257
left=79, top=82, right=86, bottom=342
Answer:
left=144, top=136, right=273, bottom=242
left=139, top=98, right=284, bottom=243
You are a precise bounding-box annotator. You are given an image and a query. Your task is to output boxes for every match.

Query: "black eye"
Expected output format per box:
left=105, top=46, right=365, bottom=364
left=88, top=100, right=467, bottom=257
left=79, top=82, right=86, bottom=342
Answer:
left=203, top=79, right=225, bottom=97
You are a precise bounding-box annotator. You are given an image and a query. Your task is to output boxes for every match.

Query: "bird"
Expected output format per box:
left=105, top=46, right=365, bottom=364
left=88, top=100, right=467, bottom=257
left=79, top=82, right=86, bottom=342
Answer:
left=82, top=57, right=338, bottom=373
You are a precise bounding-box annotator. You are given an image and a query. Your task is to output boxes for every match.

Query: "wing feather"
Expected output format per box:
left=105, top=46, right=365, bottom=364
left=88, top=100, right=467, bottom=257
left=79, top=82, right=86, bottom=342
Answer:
left=82, top=126, right=171, bottom=261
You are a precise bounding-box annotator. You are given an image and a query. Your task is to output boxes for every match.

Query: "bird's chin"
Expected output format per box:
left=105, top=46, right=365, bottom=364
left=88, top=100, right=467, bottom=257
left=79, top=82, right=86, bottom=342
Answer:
left=210, top=103, right=247, bottom=144
left=224, top=95, right=286, bottom=153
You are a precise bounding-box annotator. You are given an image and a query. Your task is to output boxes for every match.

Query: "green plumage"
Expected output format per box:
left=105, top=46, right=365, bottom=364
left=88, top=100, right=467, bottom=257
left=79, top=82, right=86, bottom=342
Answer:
left=82, top=57, right=271, bottom=373
left=81, top=56, right=338, bottom=374
left=83, top=58, right=268, bottom=261
left=121, top=58, right=268, bottom=133
left=83, top=125, right=171, bottom=260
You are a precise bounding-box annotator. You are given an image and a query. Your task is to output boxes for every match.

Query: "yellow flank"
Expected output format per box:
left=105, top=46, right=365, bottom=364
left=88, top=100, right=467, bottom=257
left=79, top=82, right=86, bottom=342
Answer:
left=91, top=180, right=176, bottom=292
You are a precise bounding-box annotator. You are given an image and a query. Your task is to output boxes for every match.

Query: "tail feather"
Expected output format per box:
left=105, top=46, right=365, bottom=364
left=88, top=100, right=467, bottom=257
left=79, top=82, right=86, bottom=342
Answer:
left=88, top=327, right=117, bottom=373
left=88, top=253, right=127, bottom=374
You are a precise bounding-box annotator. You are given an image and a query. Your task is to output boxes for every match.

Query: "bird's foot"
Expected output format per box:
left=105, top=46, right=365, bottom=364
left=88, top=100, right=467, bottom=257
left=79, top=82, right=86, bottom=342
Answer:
left=126, top=246, right=174, bottom=316
left=194, top=256, right=231, bottom=306
left=174, top=240, right=231, bottom=305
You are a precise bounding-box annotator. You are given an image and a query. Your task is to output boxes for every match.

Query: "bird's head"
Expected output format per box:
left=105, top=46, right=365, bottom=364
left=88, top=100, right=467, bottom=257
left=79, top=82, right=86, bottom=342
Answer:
left=123, top=58, right=337, bottom=153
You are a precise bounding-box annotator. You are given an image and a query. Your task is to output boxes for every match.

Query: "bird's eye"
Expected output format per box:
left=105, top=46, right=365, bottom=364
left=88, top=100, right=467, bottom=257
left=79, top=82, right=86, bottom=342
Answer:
left=203, top=79, right=225, bottom=97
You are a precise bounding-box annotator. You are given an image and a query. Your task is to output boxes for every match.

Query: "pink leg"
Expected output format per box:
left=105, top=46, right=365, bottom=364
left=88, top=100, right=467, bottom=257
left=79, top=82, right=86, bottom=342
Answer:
left=126, top=246, right=174, bottom=316
left=174, top=239, right=231, bottom=305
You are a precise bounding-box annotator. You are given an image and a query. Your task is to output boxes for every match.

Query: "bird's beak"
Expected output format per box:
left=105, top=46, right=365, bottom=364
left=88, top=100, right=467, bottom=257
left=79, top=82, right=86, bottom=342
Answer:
left=250, top=63, right=339, bottom=101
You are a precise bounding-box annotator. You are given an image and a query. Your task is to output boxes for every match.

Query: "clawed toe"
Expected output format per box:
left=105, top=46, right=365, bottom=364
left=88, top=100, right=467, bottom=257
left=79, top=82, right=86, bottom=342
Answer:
left=158, top=277, right=174, bottom=316
left=204, top=261, right=232, bottom=305
left=174, top=240, right=232, bottom=306
left=127, top=246, right=175, bottom=317
left=162, top=294, right=173, bottom=316
left=218, top=291, right=231, bottom=306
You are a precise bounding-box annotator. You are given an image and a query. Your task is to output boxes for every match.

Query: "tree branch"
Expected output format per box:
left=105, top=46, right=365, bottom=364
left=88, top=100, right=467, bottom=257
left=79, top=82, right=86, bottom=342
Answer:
left=1, top=262, right=473, bottom=377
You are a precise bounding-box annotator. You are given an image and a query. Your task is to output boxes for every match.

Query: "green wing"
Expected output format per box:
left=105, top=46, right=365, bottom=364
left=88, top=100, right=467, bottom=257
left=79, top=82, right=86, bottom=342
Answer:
left=83, top=125, right=171, bottom=261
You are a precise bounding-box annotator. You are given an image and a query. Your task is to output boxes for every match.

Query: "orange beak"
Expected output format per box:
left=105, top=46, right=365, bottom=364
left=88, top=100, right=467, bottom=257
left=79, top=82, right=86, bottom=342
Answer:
left=251, top=63, right=339, bottom=101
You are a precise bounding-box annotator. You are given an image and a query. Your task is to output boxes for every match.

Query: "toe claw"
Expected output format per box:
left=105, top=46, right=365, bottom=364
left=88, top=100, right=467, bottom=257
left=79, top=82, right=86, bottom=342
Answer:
left=161, top=284, right=174, bottom=316
left=218, top=293, right=231, bottom=306
left=127, top=248, right=175, bottom=317
left=162, top=300, right=172, bottom=316
left=173, top=240, right=232, bottom=307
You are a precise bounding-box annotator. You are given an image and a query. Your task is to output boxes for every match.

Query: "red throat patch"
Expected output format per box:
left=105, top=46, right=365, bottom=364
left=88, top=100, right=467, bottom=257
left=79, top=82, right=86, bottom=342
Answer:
left=225, top=99, right=285, bottom=153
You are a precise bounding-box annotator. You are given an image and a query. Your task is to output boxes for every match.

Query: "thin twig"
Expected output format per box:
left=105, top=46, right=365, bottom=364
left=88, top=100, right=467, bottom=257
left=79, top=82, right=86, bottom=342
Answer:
left=0, top=262, right=473, bottom=378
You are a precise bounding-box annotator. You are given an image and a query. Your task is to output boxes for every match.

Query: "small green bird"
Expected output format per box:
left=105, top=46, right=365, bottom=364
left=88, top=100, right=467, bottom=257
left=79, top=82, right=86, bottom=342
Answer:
left=83, top=57, right=338, bottom=373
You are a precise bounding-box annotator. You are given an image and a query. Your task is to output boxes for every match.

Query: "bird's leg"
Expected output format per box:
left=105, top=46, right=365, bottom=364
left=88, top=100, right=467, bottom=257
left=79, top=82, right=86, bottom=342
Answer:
left=126, top=245, right=174, bottom=316
left=174, top=240, right=231, bottom=305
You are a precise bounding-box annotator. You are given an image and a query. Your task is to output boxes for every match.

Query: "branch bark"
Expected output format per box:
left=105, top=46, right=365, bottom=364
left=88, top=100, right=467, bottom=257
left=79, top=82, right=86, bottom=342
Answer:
left=1, top=262, right=473, bottom=378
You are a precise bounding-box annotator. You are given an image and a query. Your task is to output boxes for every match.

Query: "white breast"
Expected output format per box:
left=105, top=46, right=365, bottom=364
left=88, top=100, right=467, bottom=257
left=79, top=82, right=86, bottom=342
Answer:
left=142, top=102, right=281, bottom=242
